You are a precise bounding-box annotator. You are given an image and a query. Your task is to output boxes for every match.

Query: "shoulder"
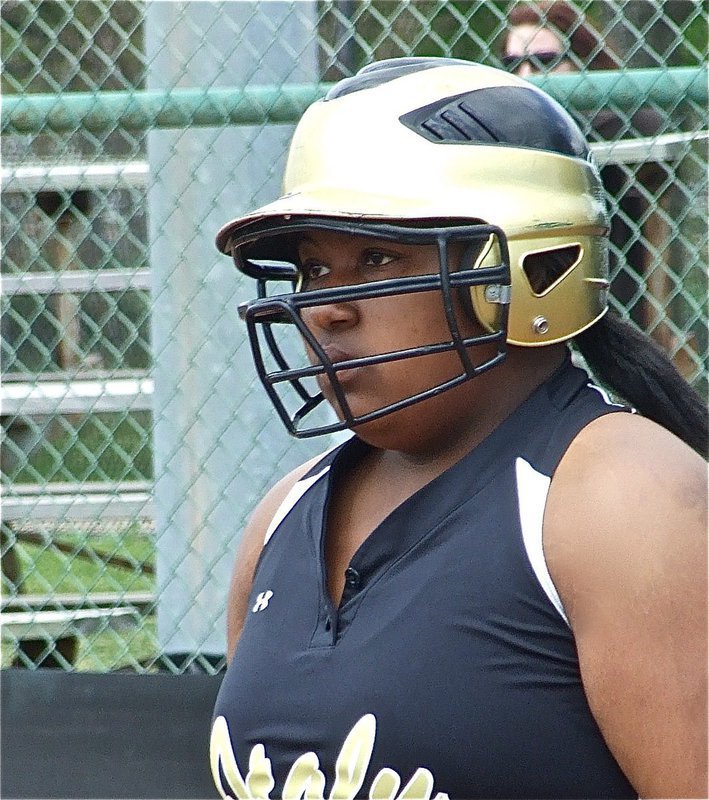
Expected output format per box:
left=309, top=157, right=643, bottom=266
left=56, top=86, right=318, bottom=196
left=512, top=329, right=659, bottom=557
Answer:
left=545, top=412, right=706, bottom=615
left=590, top=107, right=664, bottom=140
left=238, top=447, right=333, bottom=568
left=248, top=453, right=329, bottom=546
left=629, top=106, right=664, bottom=138
left=591, top=108, right=666, bottom=188
left=225, top=450, right=333, bottom=658
left=544, top=413, right=707, bottom=794
left=589, top=109, right=624, bottom=140
left=549, top=412, right=705, bottom=534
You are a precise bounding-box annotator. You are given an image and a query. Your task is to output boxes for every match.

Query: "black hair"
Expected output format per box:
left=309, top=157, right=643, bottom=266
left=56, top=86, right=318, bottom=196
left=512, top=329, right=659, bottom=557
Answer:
left=574, top=313, right=708, bottom=458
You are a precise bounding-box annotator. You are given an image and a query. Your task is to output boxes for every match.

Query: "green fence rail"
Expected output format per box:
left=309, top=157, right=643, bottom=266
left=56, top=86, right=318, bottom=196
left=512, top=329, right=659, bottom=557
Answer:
left=3, top=67, right=707, bottom=133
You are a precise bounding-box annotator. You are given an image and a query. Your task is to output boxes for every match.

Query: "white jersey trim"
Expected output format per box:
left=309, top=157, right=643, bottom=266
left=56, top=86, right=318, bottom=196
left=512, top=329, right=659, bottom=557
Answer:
left=264, top=464, right=331, bottom=545
left=515, top=457, right=569, bottom=627
left=586, top=381, right=634, bottom=411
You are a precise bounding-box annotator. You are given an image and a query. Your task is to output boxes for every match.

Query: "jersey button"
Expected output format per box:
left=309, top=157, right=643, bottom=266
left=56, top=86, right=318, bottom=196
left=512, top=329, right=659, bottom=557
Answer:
left=344, top=567, right=361, bottom=589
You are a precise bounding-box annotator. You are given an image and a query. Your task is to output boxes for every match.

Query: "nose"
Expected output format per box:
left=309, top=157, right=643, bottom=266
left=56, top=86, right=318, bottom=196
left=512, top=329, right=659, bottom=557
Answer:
left=516, top=62, right=532, bottom=78
left=301, top=299, right=360, bottom=333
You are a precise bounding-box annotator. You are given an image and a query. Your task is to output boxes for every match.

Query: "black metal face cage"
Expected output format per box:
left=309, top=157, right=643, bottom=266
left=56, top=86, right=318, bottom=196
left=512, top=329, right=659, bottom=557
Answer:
left=228, top=217, right=511, bottom=438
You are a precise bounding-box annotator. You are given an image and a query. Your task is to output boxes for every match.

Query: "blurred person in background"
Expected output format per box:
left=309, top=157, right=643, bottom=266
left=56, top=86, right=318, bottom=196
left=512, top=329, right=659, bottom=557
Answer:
left=499, top=1, right=692, bottom=373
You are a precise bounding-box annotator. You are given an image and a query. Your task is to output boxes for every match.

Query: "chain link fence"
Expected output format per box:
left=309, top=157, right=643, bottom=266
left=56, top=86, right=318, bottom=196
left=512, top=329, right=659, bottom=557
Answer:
left=1, top=1, right=707, bottom=674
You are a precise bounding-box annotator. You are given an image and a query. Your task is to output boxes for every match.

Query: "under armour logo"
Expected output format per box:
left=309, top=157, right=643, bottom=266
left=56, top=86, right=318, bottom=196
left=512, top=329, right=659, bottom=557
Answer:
left=252, top=590, right=273, bottom=612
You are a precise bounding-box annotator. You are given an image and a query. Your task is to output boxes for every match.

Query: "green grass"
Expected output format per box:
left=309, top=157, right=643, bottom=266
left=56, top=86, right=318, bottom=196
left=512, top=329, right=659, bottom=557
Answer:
left=14, top=530, right=154, bottom=593
left=74, top=617, right=158, bottom=672
left=3, top=410, right=159, bottom=670
left=8, top=412, right=153, bottom=485
left=2, top=529, right=158, bottom=671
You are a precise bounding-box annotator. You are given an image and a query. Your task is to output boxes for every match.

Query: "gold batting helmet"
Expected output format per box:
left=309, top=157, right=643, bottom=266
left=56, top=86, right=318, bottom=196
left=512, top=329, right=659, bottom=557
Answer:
left=216, top=57, right=610, bottom=436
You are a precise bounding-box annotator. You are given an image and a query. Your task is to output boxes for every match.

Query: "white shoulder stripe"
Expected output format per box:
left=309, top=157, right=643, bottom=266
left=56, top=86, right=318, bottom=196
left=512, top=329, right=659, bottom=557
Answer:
left=515, top=457, right=569, bottom=627
left=264, top=465, right=331, bottom=545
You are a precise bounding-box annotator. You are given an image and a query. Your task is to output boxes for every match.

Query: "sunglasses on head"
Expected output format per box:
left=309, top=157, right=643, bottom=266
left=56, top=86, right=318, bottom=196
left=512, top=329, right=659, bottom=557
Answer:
left=501, top=51, right=567, bottom=71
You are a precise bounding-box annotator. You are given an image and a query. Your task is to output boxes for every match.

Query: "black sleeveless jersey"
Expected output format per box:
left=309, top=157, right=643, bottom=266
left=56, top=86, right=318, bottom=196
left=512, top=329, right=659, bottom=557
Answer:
left=211, top=359, right=637, bottom=799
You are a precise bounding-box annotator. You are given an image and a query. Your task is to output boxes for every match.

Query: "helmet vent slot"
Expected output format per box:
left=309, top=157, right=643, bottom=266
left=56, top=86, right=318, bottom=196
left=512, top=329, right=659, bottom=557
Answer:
left=522, top=245, right=581, bottom=296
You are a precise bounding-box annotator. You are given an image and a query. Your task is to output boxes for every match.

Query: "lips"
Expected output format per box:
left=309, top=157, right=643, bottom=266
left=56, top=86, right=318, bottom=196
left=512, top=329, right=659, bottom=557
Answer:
left=319, top=344, right=351, bottom=366
left=310, top=342, right=364, bottom=390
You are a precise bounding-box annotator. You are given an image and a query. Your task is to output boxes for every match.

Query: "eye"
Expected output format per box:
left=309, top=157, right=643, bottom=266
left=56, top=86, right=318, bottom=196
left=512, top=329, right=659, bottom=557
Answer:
left=300, top=260, right=330, bottom=287
left=362, top=250, right=396, bottom=269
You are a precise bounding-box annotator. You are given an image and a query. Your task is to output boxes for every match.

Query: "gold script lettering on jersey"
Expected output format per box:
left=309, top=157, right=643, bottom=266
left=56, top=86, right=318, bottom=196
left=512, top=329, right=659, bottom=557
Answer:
left=210, top=713, right=450, bottom=799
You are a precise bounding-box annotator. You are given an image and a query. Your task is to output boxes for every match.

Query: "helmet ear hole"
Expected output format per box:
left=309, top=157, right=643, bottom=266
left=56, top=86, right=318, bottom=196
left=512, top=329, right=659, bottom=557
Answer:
left=522, top=244, right=582, bottom=295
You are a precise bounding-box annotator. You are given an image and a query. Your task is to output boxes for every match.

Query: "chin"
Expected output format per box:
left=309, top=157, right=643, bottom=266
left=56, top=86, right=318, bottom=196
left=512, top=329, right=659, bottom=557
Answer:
left=348, top=400, right=432, bottom=450
left=353, top=379, right=481, bottom=449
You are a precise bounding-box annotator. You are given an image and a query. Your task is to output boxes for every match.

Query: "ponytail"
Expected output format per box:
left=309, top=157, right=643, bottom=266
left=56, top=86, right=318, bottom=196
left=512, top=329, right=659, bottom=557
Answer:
left=575, top=312, right=708, bottom=458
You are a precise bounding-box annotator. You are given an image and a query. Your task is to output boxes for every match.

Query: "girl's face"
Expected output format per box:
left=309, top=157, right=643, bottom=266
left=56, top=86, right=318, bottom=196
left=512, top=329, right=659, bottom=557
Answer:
left=503, top=24, right=575, bottom=78
left=294, top=229, right=496, bottom=437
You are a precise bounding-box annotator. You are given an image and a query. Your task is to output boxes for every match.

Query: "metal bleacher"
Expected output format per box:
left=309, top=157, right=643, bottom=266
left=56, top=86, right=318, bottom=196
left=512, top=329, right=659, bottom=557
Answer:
left=1, top=158, right=153, bottom=514
left=1, top=160, right=156, bottom=650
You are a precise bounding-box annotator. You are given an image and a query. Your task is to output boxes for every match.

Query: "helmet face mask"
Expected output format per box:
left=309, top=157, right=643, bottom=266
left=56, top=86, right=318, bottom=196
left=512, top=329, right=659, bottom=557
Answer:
left=217, top=57, right=610, bottom=437
left=233, top=218, right=511, bottom=438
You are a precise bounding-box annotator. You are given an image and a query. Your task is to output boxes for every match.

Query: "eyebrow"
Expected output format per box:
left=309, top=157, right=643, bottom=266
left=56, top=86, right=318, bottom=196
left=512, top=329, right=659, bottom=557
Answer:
left=295, top=235, right=319, bottom=260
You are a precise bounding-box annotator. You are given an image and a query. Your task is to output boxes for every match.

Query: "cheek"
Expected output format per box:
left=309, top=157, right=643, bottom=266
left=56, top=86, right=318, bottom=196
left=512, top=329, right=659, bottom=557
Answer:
left=298, top=289, right=488, bottom=367
left=365, top=301, right=474, bottom=396
left=555, top=60, right=576, bottom=74
left=379, top=292, right=497, bottom=377
left=393, top=292, right=487, bottom=350
left=363, top=291, right=476, bottom=346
